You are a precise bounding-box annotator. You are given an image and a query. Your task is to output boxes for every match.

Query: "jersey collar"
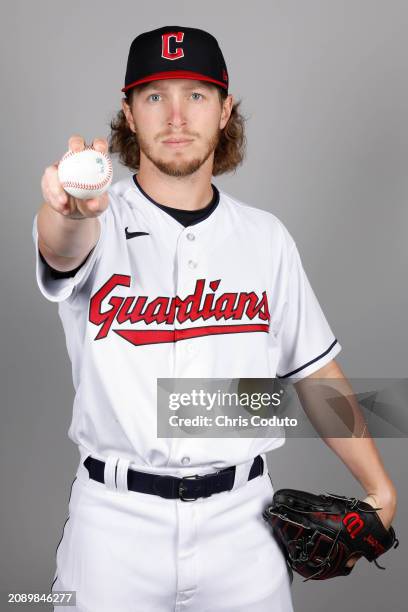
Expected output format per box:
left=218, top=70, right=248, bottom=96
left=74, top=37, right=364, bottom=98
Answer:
left=132, top=174, right=220, bottom=227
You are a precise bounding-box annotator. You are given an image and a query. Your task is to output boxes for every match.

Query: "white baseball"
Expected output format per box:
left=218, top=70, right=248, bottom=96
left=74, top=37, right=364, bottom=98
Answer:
left=58, top=146, right=113, bottom=199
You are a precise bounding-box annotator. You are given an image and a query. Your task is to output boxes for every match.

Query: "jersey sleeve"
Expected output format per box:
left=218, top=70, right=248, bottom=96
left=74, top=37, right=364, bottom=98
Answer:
left=38, top=248, right=92, bottom=278
left=31, top=205, right=110, bottom=303
left=276, top=241, right=342, bottom=380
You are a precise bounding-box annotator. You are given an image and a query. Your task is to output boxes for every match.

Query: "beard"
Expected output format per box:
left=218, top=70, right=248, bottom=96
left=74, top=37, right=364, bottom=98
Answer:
left=135, top=125, right=220, bottom=177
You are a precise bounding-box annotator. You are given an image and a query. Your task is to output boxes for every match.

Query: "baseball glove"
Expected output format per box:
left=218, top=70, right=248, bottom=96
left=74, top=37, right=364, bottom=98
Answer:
left=263, top=489, right=399, bottom=582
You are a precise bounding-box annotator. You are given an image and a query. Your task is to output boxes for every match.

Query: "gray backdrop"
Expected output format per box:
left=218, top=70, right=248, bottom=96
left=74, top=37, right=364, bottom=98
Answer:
left=1, top=1, right=407, bottom=610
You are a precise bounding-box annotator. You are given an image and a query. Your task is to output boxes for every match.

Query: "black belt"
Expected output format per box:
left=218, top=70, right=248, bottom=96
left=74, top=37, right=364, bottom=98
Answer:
left=83, top=455, right=264, bottom=501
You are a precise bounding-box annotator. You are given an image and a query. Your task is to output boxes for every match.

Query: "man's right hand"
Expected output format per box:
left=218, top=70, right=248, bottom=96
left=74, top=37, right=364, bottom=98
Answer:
left=37, top=135, right=110, bottom=272
left=41, top=135, right=110, bottom=220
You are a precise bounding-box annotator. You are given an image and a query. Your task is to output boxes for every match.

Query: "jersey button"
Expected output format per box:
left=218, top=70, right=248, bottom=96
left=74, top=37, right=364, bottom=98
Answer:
left=181, top=456, right=190, bottom=465
left=188, top=260, right=197, bottom=269
left=186, top=232, right=195, bottom=241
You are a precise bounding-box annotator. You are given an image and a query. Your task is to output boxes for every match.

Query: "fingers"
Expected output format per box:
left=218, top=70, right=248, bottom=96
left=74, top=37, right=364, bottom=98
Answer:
left=72, top=191, right=109, bottom=219
left=68, top=134, right=86, bottom=152
left=68, top=134, right=108, bottom=154
left=92, top=137, right=108, bottom=154
left=41, top=135, right=109, bottom=217
left=42, top=135, right=86, bottom=211
left=41, top=164, right=67, bottom=212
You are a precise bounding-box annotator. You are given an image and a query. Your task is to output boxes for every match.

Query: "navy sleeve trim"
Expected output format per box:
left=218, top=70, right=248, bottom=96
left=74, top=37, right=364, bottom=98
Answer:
left=276, top=338, right=339, bottom=379
left=39, top=248, right=93, bottom=279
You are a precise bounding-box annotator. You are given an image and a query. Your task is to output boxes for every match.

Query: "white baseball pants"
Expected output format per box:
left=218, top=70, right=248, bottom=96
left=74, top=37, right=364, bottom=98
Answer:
left=52, top=456, right=294, bottom=611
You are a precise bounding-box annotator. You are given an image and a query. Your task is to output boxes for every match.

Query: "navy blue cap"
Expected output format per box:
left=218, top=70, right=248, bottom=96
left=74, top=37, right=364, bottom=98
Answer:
left=122, top=25, right=229, bottom=94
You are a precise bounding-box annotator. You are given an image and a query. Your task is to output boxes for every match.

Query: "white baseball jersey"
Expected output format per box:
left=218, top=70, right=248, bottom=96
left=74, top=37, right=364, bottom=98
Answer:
left=31, top=175, right=341, bottom=475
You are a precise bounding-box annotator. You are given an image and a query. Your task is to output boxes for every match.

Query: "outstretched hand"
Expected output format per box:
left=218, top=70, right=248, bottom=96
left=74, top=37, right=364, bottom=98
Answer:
left=41, top=135, right=110, bottom=220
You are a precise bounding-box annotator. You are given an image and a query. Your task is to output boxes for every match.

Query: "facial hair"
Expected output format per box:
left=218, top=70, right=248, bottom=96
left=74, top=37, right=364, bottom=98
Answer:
left=135, top=124, right=221, bottom=178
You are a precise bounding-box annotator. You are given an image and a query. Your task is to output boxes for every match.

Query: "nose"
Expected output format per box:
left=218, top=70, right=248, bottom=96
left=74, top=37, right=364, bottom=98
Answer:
left=167, top=97, right=187, bottom=129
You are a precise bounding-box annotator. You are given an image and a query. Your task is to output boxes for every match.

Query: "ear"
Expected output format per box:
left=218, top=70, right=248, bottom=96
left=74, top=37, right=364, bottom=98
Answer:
left=219, top=94, right=233, bottom=130
left=121, top=98, right=136, bottom=133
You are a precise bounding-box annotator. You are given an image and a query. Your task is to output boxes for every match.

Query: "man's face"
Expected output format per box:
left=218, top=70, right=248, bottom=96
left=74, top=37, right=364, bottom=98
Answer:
left=122, top=79, right=233, bottom=177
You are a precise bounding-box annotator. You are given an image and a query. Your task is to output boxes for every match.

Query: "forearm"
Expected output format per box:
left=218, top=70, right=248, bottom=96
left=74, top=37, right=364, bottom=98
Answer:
left=37, top=201, right=100, bottom=269
left=322, top=435, right=397, bottom=502
left=294, top=360, right=397, bottom=510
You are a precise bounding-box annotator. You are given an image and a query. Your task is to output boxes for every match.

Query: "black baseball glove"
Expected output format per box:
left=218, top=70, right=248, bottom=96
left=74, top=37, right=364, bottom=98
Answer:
left=263, top=488, right=399, bottom=582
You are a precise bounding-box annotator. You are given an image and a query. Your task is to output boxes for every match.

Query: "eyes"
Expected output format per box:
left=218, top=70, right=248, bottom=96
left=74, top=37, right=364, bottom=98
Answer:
left=147, top=92, right=204, bottom=102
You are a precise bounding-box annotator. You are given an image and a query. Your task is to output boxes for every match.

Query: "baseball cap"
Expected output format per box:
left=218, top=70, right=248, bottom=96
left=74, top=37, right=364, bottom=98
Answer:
left=121, top=25, right=229, bottom=94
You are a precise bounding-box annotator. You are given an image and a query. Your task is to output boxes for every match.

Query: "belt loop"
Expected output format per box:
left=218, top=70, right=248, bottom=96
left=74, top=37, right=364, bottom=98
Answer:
left=231, top=457, right=253, bottom=491
left=104, top=455, right=119, bottom=491
left=116, top=457, right=131, bottom=493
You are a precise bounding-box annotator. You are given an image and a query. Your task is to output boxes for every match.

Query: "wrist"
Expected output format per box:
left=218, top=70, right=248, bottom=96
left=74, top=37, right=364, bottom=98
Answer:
left=365, top=477, right=397, bottom=504
left=372, top=484, right=397, bottom=506
left=364, top=487, right=397, bottom=528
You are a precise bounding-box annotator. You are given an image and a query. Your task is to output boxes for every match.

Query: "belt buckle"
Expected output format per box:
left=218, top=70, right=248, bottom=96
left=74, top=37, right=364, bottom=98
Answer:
left=178, top=473, right=206, bottom=502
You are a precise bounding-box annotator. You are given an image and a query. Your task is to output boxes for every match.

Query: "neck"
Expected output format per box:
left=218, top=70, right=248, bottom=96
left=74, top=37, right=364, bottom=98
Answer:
left=136, top=156, right=214, bottom=211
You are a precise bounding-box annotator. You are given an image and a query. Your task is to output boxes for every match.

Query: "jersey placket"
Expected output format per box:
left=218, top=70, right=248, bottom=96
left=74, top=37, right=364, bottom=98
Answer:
left=170, top=226, right=201, bottom=608
left=173, top=226, right=201, bottom=376
left=165, top=225, right=198, bottom=468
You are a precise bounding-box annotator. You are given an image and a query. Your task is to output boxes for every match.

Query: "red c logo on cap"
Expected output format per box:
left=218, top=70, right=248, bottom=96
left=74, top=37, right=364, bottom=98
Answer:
left=162, top=32, right=184, bottom=60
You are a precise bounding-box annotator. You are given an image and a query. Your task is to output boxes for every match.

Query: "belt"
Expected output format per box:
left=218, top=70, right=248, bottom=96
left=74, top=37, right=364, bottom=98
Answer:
left=83, top=455, right=264, bottom=501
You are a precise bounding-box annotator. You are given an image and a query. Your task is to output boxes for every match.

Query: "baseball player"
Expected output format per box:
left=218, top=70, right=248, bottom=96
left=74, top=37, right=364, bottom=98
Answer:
left=31, top=25, right=396, bottom=612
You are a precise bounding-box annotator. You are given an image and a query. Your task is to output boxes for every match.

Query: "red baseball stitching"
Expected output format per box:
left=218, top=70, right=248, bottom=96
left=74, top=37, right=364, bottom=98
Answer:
left=60, top=145, right=113, bottom=190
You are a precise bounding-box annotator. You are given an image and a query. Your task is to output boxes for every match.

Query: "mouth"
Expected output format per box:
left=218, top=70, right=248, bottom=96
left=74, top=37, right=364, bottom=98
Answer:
left=162, top=139, right=194, bottom=147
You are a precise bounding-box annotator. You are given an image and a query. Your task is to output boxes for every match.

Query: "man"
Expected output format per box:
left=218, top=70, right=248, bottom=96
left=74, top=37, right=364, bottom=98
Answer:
left=33, top=25, right=396, bottom=611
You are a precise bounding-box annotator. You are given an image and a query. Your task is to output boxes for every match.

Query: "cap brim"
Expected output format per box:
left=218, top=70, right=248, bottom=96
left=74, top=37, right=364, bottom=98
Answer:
left=121, top=70, right=228, bottom=93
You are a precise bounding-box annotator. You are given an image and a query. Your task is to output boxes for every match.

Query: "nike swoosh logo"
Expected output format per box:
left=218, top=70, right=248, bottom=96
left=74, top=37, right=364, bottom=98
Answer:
left=125, top=227, right=150, bottom=240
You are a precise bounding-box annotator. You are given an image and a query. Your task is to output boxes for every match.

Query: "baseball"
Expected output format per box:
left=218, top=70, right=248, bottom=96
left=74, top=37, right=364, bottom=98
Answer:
left=58, top=145, right=113, bottom=199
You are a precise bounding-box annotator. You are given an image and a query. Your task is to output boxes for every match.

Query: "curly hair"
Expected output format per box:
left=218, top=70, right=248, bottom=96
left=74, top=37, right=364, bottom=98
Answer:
left=108, top=85, right=247, bottom=176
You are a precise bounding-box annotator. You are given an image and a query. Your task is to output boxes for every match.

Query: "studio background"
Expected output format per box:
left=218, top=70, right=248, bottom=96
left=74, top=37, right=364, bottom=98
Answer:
left=1, top=1, right=407, bottom=610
